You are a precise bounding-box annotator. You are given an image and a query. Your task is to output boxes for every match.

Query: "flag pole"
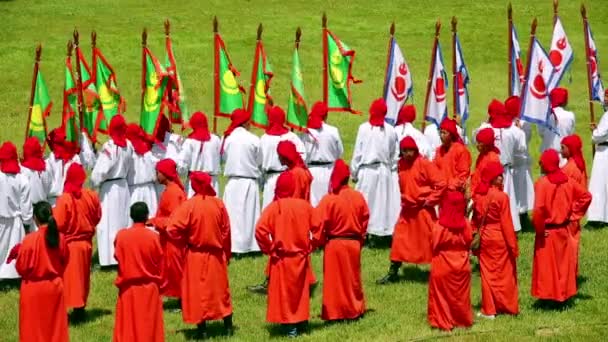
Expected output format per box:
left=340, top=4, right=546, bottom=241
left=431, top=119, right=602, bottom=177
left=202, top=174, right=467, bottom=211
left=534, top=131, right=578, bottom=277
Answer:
left=212, top=17, right=219, bottom=133
left=581, top=4, right=596, bottom=155
left=164, top=19, right=175, bottom=126
left=25, top=44, right=42, bottom=144
left=553, top=0, right=559, bottom=24
left=507, top=3, right=513, bottom=96
left=523, top=18, right=538, bottom=90
left=383, top=22, right=395, bottom=100
left=451, top=16, right=458, bottom=120
left=322, top=13, right=328, bottom=106
left=247, top=24, right=263, bottom=118
left=73, top=30, right=86, bottom=141
left=65, top=39, right=79, bottom=146
left=141, top=28, right=147, bottom=133
left=422, top=19, right=441, bottom=131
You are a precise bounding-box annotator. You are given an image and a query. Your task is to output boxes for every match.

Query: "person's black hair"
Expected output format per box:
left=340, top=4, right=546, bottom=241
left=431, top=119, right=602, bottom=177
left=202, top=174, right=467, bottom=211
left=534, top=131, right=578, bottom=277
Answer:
left=33, top=201, right=59, bottom=248
left=130, top=202, right=149, bottom=223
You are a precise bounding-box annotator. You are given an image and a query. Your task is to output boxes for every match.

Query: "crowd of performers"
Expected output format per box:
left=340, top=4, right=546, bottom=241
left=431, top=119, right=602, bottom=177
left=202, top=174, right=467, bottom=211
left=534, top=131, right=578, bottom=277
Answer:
left=1, top=86, right=607, bottom=340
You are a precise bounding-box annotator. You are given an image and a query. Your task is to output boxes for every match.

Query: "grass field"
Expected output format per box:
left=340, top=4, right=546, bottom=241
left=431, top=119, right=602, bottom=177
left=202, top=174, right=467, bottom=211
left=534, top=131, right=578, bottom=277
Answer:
left=1, top=0, right=608, bottom=340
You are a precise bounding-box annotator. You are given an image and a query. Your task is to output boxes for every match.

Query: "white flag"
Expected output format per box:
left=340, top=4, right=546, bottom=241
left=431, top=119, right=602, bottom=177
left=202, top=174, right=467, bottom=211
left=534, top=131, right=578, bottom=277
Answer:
left=425, top=42, right=448, bottom=126
left=454, top=34, right=470, bottom=127
left=521, top=38, right=555, bottom=126
left=383, top=38, right=413, bottom=125
left=587, top=24, right=605, bottom=104
left=548, top=17, right=573, bottom=89
left=511, top=26, right=525, bottom=97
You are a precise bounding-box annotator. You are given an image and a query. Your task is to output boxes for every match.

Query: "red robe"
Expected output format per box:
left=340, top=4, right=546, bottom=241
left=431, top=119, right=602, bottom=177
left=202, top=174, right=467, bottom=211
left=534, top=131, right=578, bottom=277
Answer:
left=531, top=177, right=591, bottom=302
left=427, top=221, right=473, bottom=331
left=472, top=187, right=519, bottom=315
left=471, top=151, right=501, bottom=193
left=167, top=195, right=232, bottom=324
left=150, top=181, right=186, bottom=298
left=16, top=226, right=70, bottom=342
left=433, top=142, right=472, bottom=193
left=113, top=223, right=164, bottom=342
left=290, top=166, right=312, bottom=202
left=561, top=158, right=588, bottom=275
left=315, top=186, right=369, bottom=320
left=53, top=188, right=102, bottom=309
left=391, top=157, right=446, bottom=264
left=256, top=198, right=320, bottom=324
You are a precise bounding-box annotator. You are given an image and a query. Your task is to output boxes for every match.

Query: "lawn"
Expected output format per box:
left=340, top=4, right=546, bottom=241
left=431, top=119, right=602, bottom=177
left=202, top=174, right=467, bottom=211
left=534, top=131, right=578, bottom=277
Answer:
left=1, top=0, right=608, bottom=340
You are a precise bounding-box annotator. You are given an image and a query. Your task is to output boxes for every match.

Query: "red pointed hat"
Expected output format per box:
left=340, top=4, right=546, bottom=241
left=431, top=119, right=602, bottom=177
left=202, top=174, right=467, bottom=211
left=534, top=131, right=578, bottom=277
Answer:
left=369, top=98, right=387, bottom=127
left=307, top=102, right=328, bottom=129
left=539, top=149, right=568, bottom=184
left=396, top=105, right=416, bottom=125
left=329, top=159, right=350, bottom=193
left=550, top=87, right=568, bottom=108
left=266, top=106, right=289, bottom=136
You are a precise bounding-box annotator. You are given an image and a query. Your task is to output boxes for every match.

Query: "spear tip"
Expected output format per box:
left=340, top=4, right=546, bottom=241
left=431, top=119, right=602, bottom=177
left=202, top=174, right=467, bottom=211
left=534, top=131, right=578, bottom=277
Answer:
left=295, top=27, right=302, bottom=43
left=142, top=28, right=148, bottom=46
left=164, top=19, right=171, bottom=36
left=451, top=16, right=457, bottom=32
left=73, top=28, right=79, bottom=44
left=257, top=23, right=263, bottom=40
left=67, top=40, right=73, bottom=56
left=322, top=12, right=327, bottom=28
left=435, top=19, right=441, bottom=37
left=35, top=44, right=42, bottom=61
left=213, top=16, right=218, bottom=33
left=581, top=3, right=587, bottom=17
left=390, top=22, right=395, bottom=36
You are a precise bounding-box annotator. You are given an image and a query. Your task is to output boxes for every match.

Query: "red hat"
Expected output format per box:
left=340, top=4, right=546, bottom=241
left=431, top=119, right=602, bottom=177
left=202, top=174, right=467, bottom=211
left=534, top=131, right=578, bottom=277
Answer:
left=48, top=127, right=77, bottom=163
left=396, top=105, right=416, bottom=125
left=369, top=98, right=387, bottom=127
left=274, top=171, right=296, bottom=201
left=63, top=162, right=86, bottom=198
left=109, top=115, right=128, bottom=148
left=438, top=191, right=467, bottom=230
left=189, top=171, right=216, bottom=197
left=0, top=142, right=20, bottom=174
left=127, top=123, right=151, bottom=156
left=21, top=137, right=46, bottom=172
left=561, top=134, right=586, bottom=175
left=476, top=128, right=500, bottom=157
left=539, top=149, right=568, bottom=184
left=266, top=106, right=289, bottom=136
left=277, top=140, right=306, bottom=169
left=188, top=111, right=211, bottom=142
left=475, top=161, right=504, bottom=195
left=221, top=109, right=251, bottom=154
left=504, top=96, right=521, bottom=120
left=439, top=118, right=463, bottom=143
left=307, top=102, right=328, bottom=130
left=488, top=99, right=511, bottom=129
left=156, top=158, right=184, bottom=190
left=329, top=159, right=350, bottom=193
left=399, top=136, right=418, bottom=151
left=550, top=87, right=568, bottom=108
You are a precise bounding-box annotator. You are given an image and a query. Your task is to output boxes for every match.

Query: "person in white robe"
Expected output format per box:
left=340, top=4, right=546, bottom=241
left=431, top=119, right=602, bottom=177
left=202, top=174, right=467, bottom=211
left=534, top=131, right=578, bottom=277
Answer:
left=20, top=137, right=53, bottom=205
left=587, top=90, right=608, bottom=224
left=538, top=87, right=575, bottom=166
left=0, top=142, right=33, bottom=279
left=91, top=115, right=133, bottom=266
left=46, top=128, right=81, bottom=206
left=221, top=109, right=262, bottom=254
left=301, top=102, right=344, bottom=207
left=177, top=112, right=221, bottom=198
left=351, top=98, right=399, bottom=237
left=126, top=123, right=159, bottom=221
left=394, top=105, right=433, bottom=160
left=260, top=105, right=306, bottom=209
left=79, top=131, right=97, bottom=171
left=151, top=115, right=183, bottom=196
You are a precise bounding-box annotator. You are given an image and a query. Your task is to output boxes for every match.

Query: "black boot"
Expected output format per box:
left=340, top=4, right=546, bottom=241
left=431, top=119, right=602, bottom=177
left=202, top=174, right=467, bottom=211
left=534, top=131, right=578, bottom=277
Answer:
left=376, top=262, right=401, bottom=285
left=247, top=277, right=269, bottom=294
left=223, top=314, right=234, bottom=336
left=196, top=321, right=208, bottom=340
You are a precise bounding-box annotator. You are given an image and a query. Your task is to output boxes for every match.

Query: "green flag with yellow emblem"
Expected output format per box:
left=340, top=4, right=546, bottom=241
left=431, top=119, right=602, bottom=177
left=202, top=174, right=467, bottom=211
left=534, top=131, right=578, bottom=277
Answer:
left=323, top=28, right=361, bottom=113
left=286, top=47, right=307, bottom=130
left=26, top=69, right=52, bottom=144
left=140, top=47, right=169, bottom=136
left=62, top=55, right=79, bottom=144
left=77, top=48, right=101, bottom=142
left=93, top=47, right=125, bottom=133
left=247, top=40, right=273, bottom=128
left=214, top=33, right=245, bottom=120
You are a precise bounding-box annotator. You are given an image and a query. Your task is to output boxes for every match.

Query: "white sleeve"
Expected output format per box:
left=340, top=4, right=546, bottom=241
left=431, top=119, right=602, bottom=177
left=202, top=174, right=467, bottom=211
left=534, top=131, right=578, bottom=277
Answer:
left=79, top=132, right=97, bottom=170
left=592, top=112, right=608, bottom=143
left=91, top=145, right=113, bottom=188
left=350, top=126, right=365, bottom=176
left=291, top=134, right=307, bottom=161
left=19, top=176, right=33, bottom=226
left=177, top=141, right=192, bottom=176
left=335, top=128, right=344, bottom=159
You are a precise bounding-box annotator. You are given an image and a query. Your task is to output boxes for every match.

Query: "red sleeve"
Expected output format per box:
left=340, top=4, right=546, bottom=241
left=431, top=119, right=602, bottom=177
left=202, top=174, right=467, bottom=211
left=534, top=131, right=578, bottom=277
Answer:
left=453, top=147, right=472, bottom=192
left=52, top=195, right=71, bottom=234
left=220, top=203, right=232, bottom=262
left=166, top=201, right=191, bottom=242
left=357, top=194, right=370, bottom=240
left=570, top=181, right=592, bottom=222
left=312, top=197, right=330, bottom=248
left=425, top=161, right=447, bottom=206
left=309, top=203, right=323, bottom=250
left=532, top=180, right=546, bottom=235
left=255, top=206, right=275, bottom=255
left=15, top=242, right=33, bottom=277
left=499, top=194, right=519, bottom=257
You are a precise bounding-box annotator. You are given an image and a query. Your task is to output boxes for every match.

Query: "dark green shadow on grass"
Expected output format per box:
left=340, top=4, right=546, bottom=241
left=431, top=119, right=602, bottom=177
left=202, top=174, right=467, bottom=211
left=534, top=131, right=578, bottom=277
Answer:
left=400, top=266, right=430, bottom=283
left=0, top=279, right=20, bottom=292
left=532, top=292, right=593, bottom=312
left=178, top=322, right=234, bottom=341
left=232, top=251, right=264, bottom=260
left=69, top=308, right=111, bottom=325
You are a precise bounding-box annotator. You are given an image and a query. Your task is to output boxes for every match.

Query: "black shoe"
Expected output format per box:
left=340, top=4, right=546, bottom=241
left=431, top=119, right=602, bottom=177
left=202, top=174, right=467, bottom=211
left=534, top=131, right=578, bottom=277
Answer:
left=196, top=322, right=208, bottom=340
left=223, top=314, right=234, bottom=336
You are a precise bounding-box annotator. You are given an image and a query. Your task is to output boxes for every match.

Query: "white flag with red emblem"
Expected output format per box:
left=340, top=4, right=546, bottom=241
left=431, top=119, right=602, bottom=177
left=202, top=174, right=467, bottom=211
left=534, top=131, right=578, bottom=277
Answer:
left=454, top=34, right=470, bottom=127
left=521, top=38, right=555, bottom=126
left=548, top=17, right=573, bottom=89
left=586, top=24, right=605, bottom=104
left=383, top=38, right=413, bottom=125
left=425, top=42, right=448, bottom=126
left=511, top=26, right=525, bottom=96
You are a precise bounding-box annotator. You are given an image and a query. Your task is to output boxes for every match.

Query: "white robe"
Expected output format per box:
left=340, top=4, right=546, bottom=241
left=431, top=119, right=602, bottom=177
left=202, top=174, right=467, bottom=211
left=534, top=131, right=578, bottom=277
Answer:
left=351, top=122, right=398, bottom=236
left=91, top=140, right=133, bottom=266
left=178, top=136, right=221, bottom=198
left=302, top=123, right=344, bottom=207
left=395, top=122, right=433, bottom=160
left=513, top=121, right=535, bottom=213
left=46, top=153, right=81, bottom=205
left=423, top=123, right=441, bottom=160
left=260, top=132, right=306, bottom=209
left=0, top=171, right=32, bottom=279
left=20, top=162, right=53, bottom=204
left=127, top=151, right=159, bottom=222
left=538, top=106, right=575, bottom=166
left=588, top=110, right=608, bottom=222
left=222, top=127, right=262, bottom=253
left=79, top=131, right=97, bottom=170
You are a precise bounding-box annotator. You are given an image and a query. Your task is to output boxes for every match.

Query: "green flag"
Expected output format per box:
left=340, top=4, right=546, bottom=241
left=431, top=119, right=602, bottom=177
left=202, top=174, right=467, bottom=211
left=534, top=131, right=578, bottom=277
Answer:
left=62, top=56, right=79, bottom=143
left=27, top=69, right=52, bottom=144
left=323, top=30, right=361, bottom=113
left=140, top=47, right=169, bottom=136
left=214, top=34, right=244, bottom=118
left=165, top=36, right=189, bottom=128
left=286, top=48, right=307, bottom=130
left=93, top=47, right=125, bottom=133
left=77, top=49, right=101, bottom=142
left=248, top=42, right=273, bottom=128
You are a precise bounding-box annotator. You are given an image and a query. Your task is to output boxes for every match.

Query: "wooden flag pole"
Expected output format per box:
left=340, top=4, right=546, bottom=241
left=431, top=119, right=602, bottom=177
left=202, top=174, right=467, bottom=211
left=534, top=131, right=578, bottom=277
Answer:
left=422, top=19, right=441, bottom=131
left=553, top=0, right=559, bottom=24
left=72, top=30, right=86, bottom=140
left=322, top=12, right=328, bottom=106
left=581, top=4, right=596, bottom=155
left=65, top=39, right=80, bottom=146
left=212, top=16, right=218, bottom=133
left=247, top=23, right=263, bottom=119
left=523, top=18, right=538, bottom=90
left=141, top=28, right=147, bottom=130
left=508, top=3, right=513, bottom=96
left=295, top=27, right=302, bottom=49
left=25, top=44, right=42, bottom=143
left=383, top=22, right=395, bottom=101
left=451, top=16, right=458, bottom=120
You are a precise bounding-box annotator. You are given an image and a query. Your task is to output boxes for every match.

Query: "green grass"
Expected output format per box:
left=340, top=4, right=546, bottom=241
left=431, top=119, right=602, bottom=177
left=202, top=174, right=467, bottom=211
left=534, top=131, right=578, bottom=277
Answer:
left=1, top=0, right=608, bottom=340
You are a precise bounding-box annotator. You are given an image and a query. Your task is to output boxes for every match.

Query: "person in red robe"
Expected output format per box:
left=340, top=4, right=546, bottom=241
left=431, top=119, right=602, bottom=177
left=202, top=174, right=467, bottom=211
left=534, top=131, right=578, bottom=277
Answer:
left=427, top=191, right=473, bottom=331
left=255, top=171, right=320, bottom=337
left=167, top=172, right=233, bottom=339
left=149, top=159, right=187, bottom=301
left=15, top=201, right=69, bottom=342
left=53, top=163, right=102, bottom=321
left=472, top=161, right=519, bottom=319
left=277, top=140, right=312, bottom=201
left=471, top=128, right=501, bottom=192
left=314, top=159, right=369, bottom=321
left=113, top=202, right=164, bottom=342
left=378, top=137, right=447, bottom=284
left=434, top=118, right=472, bottom=196
left=532, top=149, right=592, bottom=303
